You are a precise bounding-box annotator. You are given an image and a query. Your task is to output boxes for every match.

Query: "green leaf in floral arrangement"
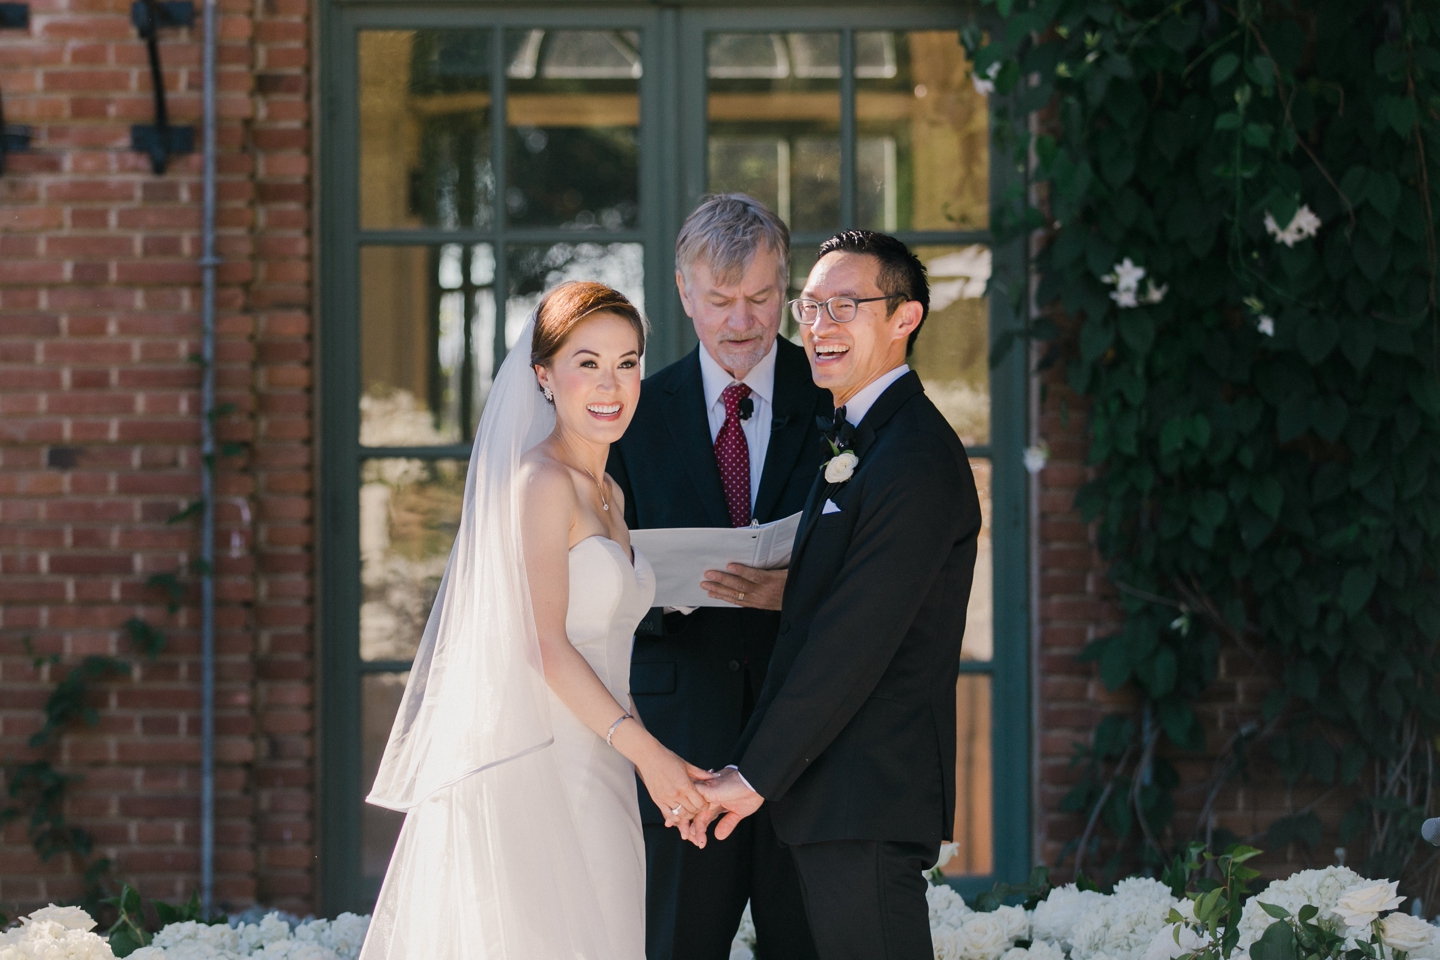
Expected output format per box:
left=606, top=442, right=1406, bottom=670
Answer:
left=1214, top=111, right=1242, bottom=131
left=1250, top=916, right=1297, bottom=960
left=1339, top=566, right=1377, bottom=616
left=1210, top=53, right=1240, bottom=86
left=1251, top=475, right=1284, bottom=519
left=1119, top=311, right=1155, bottom=355
left=1379, top=95, right=1417, bottom=139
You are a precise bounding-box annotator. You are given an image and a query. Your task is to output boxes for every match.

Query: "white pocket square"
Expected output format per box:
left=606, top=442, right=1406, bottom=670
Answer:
left=821, top=499, right=841, bottom=515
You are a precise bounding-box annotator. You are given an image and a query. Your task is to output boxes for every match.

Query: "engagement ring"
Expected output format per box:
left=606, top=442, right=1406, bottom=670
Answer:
left=671, top=805, right=682, bottom=817
left=737, top=592, right=745, bottom=601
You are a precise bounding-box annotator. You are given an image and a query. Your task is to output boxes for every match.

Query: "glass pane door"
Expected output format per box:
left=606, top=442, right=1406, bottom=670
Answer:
left=686, top=16, right=1021, bottom=889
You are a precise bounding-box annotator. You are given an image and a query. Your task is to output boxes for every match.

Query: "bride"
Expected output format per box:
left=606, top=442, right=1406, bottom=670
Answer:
left=360, top=282, right=711, bottom=959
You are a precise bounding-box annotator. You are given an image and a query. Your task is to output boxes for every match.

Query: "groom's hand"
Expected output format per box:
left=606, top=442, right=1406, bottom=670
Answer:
left=702, top=564, right=787, bottom=611
left=693, top=767, right=764, bottom=841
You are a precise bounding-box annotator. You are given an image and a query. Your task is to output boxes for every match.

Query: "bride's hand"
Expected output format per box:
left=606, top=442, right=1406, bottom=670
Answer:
left=635, top=748, right=710, bottom=836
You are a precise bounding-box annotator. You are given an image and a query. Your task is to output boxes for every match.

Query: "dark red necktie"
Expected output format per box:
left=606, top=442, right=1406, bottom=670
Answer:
left=715, top=383, right=753, bottom=528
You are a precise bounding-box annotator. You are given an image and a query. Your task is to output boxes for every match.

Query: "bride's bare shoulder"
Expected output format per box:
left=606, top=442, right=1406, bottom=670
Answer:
left=517, top=447, right=579, bottom=506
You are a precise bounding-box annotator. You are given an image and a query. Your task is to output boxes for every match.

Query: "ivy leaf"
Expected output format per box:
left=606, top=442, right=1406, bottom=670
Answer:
left=1309, top=395, right=1348, bottom=443
left=1339, top=321, right=1376, bottom=372
left=1366, top=170, right=1402, bottom=219
left=1339, top=567, right=1377, bottom=616
left=1210, top=53, right=1240, bottom=86
left=1079, top=319, right=1115, bottom=366
left=1119, top=311, right=1155, bottom=355
left=1251, top=476, right=1284, bottom=519
left=1295, top=315, right=1339, bottom=364
left=1378, top=95, right=1417, bottom=138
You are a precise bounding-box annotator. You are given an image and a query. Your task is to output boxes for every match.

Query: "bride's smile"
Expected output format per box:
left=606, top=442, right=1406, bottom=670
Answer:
left=534, top=309, right=643, bottom=445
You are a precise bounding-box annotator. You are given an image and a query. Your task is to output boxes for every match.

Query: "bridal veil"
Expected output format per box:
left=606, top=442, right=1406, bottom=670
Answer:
left=360, top=310, right=615, bottom=958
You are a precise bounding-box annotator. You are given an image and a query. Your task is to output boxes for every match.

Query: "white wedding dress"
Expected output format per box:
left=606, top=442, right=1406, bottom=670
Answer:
left=363, top=536, right=655, bottom=960
left=359, top=307, right=658, bottom=960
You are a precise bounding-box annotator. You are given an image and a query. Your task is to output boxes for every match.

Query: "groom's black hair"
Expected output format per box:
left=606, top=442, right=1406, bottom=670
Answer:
left=816, top=230, right=930, bottom=351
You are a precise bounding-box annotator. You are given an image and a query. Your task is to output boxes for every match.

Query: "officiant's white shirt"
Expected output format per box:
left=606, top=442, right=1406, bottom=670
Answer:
left=841, top=363, right=910, bottom=428
left=698, top=340, right=777, bottom=509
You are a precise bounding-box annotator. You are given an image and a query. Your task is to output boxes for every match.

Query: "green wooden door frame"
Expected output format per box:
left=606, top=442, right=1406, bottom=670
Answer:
left=316, top=0, right=1029, bottom=916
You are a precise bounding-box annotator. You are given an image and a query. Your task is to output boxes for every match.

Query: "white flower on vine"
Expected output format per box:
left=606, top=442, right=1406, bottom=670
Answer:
left=1264, top=205, right=1323, bottom=247
left=1111, top=288, right=1140, bottom=308
left=973, top=61, right=1001, bottom=96
left=1024, top=442, right=1050, bottom=474
left=1102, top=258, right=1146, bottom=291
left=1142, top=280, right=1168, bottom=304
left=1257, top=315, right=1275, bottom=336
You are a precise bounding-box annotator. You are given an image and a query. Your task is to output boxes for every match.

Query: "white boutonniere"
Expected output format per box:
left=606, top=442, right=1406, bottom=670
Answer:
left=824, top=449, right=859, bottom=483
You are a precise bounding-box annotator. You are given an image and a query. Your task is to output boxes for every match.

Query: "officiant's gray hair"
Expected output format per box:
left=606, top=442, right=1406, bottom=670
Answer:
left=675, top=193, right=790, bottom=292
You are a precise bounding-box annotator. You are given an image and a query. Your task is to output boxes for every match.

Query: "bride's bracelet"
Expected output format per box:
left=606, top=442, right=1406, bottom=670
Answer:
left=605, top=712, right=633, bottom=747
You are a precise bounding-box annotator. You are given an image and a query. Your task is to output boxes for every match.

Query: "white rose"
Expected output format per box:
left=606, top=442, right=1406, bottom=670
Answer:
left=1335, top=881, right=1405, bottom=930
left=26, top=905, right=98, bottom=932
left=824, top=451, right=859, bottom=483
left=959, top=912, right=1013, bottom=960
left=995, top=905, right=1030, bottom=943
left=1381, top=913, right=1436, bottom=953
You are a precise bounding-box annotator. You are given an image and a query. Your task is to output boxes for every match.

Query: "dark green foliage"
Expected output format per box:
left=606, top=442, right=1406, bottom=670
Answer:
left=104, top=886, right=224, bottom=956
left=973, top=0, right=1440, bottom=881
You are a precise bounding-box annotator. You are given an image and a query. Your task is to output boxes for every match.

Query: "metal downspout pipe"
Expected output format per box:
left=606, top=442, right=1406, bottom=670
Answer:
left=199, top=0, right=219, bottom=917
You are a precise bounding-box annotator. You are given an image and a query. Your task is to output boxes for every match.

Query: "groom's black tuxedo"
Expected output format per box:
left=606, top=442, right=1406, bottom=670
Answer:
left=734, top=370, right=981, bottom=959
left=608, top=337, right=827, bottom=960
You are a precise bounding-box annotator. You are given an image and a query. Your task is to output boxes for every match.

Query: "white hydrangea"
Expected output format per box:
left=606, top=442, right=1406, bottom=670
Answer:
left=0, top=907, right=116, bottom=960
left=1004, top=941, right=1068, bottom=960
left=1032, top=884, right=1108, bottom=949
left=1263, top=205, right=1322, bottom=247
left=1235, top=866, right=1366, bottom=949
left=295, top=914, right=368, bottom=959
left=1070, top=879, right=1179, bottom=960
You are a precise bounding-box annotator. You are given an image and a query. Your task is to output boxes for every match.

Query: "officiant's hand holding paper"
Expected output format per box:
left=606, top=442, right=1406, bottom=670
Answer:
left=702, top=563, right=787, bottom=610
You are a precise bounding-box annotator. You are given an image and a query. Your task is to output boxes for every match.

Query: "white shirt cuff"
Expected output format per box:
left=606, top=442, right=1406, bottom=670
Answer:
left=724, top=764, right=759, bottom=796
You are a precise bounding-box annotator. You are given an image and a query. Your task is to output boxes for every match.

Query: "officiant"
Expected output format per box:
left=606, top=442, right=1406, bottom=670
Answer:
left=608, top=194, right=826, bottom=960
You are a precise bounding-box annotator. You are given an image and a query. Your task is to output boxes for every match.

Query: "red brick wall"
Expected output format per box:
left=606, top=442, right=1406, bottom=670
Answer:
left=0, top=0, right=314, bottom=914
left=1032, top=364, right=1345, bottom=881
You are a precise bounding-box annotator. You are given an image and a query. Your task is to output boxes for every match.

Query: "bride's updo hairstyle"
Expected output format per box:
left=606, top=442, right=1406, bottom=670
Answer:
left=530, top=281, right=647, bottom=369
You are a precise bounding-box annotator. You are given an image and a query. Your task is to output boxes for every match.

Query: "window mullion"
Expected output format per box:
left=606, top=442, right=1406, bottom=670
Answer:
left=490, top=26, right=509, bottom=367
left=839, top=28, right=856, bottom=230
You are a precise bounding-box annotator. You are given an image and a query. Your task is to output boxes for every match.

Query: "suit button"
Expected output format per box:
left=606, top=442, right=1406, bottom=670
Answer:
left=729, top=660, right=741, bottom=671
left=780, top=621, right=790, bottom=634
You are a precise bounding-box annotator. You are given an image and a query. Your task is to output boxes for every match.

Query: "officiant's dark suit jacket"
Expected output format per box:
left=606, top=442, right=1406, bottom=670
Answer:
left=735, top=370, right=982, bottom=846
left=607, top=336, right=828, bottom=960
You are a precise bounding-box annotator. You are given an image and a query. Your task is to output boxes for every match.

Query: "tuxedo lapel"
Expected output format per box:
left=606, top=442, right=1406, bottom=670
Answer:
left=753, top=339, right=818, bottom=523
left=661, top=349, right=730, bottom=529
left=788, top=370, right=926, bottom=567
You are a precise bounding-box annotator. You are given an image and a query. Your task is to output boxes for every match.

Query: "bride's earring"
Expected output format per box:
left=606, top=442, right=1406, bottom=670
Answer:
left=542, top=386, right=554, bottom=403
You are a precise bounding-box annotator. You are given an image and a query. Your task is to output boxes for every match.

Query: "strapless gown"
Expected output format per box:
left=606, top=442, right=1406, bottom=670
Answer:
left=361, top=537, right=655, bottom=959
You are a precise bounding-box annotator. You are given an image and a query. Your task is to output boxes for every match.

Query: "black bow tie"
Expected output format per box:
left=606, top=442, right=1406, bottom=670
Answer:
left=816, top=406, right=854, bottom=452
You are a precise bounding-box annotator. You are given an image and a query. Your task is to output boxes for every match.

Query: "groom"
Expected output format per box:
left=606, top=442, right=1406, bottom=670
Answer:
left=607, top=194, right=824, bottom=960
left=696, top=230, right=982, bottom=960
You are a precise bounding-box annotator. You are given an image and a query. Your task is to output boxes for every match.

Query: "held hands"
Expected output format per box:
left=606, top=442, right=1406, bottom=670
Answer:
left=689, top=767, right=764, bottom=843
left=702, top=563, right=787, bottom=611
left=633, top=744, right=714, bottom=845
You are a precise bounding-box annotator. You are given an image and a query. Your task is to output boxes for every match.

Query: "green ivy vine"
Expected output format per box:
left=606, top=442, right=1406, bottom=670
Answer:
left=972, top=0, right=1440, bottom=887
left=2, top=393, right=241, bottom=917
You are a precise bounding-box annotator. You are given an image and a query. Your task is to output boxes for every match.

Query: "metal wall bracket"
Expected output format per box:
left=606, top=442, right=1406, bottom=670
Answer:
left=0, top=81, right=31, bottom=175
left=0, top=3, right=29, bottom=29
left=131, top=0, right=194, bottom=174
left=131, top=0, right=191, bottom=31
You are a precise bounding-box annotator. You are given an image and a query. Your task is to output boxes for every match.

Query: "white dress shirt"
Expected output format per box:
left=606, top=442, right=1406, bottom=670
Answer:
left=839, top=364, right=910, bottom=427
left=697, top=340, right=777, bottom=509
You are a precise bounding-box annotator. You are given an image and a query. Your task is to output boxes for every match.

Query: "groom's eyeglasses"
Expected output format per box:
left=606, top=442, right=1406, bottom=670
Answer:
left=788, top=295, right=901, bottom=325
